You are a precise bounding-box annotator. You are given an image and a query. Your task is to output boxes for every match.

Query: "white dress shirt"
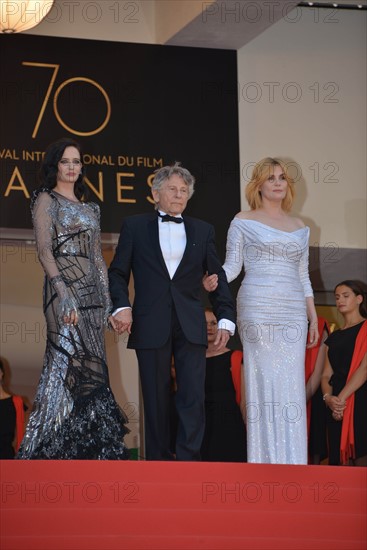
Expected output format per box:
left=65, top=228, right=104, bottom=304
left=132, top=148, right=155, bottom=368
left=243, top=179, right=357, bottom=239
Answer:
left=158, top=211, right=235, bottom=335
left=157, top=210, right=186, bottom=278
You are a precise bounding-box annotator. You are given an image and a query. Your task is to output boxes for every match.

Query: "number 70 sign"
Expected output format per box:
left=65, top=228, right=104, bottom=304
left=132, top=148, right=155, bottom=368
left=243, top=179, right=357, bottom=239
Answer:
left=22, top=62, right=111, bottom=138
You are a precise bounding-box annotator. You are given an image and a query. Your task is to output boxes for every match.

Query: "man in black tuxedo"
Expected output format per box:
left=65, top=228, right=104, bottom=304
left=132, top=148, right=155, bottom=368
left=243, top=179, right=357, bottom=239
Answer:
left=108, top=163, right=235, bottom=460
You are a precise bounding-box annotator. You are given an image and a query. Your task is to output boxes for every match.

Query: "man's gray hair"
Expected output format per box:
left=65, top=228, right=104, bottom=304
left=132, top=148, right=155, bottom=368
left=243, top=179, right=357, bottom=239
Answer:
left=152, top=162, right=195, bottom=201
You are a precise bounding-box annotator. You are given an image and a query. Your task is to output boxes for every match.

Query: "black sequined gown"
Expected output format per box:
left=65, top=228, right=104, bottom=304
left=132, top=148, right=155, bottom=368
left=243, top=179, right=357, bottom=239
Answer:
left=17, top=189, right=129, bottom=459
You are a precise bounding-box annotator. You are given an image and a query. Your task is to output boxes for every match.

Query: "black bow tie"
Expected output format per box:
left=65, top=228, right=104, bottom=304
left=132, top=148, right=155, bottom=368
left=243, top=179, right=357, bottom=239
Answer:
left=158, top=212, right=183, bottom=224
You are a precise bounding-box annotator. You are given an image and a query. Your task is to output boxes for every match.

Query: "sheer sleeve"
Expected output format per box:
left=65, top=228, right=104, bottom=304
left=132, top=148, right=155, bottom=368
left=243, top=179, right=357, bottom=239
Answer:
left=91, top=203, right=113, bottom=326
left=32, top=190, right=78, bottom=319
left=299, top=236, right=314, bottom=298
left=222, top=219, right=245, bottom=283
left=32, top=191, right=60, bottom=280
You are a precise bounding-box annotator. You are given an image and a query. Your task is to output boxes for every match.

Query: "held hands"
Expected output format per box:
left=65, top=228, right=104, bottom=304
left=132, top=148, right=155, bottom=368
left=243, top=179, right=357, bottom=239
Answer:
left=110, top=309, right=133, bottom=335
left=203, top=272, right=218, bottom=292
left=325, top=395, right=346, bottom=421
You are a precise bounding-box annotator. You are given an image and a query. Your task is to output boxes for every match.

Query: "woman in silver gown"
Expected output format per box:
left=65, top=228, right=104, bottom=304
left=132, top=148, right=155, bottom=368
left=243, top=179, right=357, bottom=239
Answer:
left=17, top=138, right=129, bottom=459
left=205, top=158, right=318, bottom=464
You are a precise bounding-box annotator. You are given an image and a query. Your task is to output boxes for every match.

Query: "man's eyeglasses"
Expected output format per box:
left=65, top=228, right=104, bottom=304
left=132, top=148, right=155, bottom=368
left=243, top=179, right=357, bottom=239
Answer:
left=59, top=159, right=82, bottom=166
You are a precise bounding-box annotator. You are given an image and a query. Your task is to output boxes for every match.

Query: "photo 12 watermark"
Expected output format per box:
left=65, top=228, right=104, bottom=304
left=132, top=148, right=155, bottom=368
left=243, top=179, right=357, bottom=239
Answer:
left=1, top=479, right=140, bottom=504
left=201, top=2, right=341, bottom=25
left=201, top=480, right=340, bottom=504
left=0, top=1, right=141, bottom=28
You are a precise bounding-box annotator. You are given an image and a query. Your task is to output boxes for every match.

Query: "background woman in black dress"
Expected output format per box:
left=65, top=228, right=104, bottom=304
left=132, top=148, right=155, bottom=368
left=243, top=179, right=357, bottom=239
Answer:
left=305, top=317, right=330, bottom=464
left=321, top=280, right=367, bottom=466
left=0, top=360, right=26, bottom=459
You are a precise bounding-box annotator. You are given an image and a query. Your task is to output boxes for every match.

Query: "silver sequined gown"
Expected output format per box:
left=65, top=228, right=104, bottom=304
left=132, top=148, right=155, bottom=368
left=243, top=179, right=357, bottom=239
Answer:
left=17, top=189, right=129, bottom=459
left=223, top=219, right=313, bottom=464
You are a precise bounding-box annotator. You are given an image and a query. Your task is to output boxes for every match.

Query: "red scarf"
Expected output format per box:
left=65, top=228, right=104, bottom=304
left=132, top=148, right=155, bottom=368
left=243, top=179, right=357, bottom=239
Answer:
left=230, top=350, right=243, bottom=406
left=12, top=395, right=25, bottom=451
left=340, top=320, right=367, bottom=465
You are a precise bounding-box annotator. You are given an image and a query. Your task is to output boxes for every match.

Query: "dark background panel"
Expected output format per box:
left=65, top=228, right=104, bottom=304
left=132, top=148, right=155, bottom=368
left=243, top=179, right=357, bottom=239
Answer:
left=0, top=34, right=241, bottom=261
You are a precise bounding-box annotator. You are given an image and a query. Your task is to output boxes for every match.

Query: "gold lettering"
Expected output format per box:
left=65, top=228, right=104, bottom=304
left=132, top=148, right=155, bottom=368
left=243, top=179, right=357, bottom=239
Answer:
left=22, top=150, right=44, bottom=161
left=147, top=174, right=155, bottom=188
left=22, top=63, right=111, bottom=138
left=146, top=173, right=155, bottom=204
left=103, top=155, right=114, bottom=166
left=118, top=156, right=134, bottom=167
left=83, top=154, right=115, bottom=166
left=0, top=149, right=19, bottom=160
left=116, top=173, right=136, bottom=203
left=54, top=77, right=111, bottom=137
left=4, top=167, right=30, bottom=198
left=137, top=157, right=163, bottom=168
left=22, top=62, right=60, bottom=139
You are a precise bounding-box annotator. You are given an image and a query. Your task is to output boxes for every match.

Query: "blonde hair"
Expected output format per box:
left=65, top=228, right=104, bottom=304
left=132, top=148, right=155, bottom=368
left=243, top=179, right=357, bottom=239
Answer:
left=245, top=157, right=295, bottom=212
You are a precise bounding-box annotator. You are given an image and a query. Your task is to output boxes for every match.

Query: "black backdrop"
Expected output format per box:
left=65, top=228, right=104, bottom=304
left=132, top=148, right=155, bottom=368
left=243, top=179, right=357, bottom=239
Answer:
left=0, top=34, right=240, bottom=259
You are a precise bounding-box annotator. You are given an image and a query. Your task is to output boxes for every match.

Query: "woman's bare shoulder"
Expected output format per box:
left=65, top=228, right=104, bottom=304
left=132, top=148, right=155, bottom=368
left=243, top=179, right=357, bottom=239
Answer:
left=234, top=210, right=254, bottom=220
left=291, top=216, right=306, bottom=229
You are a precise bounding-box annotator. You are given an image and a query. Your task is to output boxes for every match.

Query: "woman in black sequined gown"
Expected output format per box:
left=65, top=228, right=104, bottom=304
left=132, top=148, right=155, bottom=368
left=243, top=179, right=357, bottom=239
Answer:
left=17, top=138, right=129, bottom=459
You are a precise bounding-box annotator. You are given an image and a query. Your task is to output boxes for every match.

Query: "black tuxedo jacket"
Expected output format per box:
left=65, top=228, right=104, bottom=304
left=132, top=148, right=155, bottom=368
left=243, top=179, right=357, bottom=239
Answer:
left=108, top=212, right=235, bottom=349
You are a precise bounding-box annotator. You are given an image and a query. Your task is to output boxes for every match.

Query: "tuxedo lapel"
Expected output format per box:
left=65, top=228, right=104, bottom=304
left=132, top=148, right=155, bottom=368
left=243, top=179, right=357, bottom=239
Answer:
left=148, top=215, right=170, bottom=277
left=173, top=217, right=197, bottom=278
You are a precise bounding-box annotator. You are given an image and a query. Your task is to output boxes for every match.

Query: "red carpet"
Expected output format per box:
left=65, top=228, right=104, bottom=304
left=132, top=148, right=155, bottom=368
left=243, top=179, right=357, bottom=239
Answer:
left=1, top=461, right=366, bottom=550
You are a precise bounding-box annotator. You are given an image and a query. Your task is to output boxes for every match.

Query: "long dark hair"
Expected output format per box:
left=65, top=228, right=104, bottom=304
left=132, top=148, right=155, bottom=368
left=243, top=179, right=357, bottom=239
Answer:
left=38, top=137, right=89, bottom=201
left=334, top=279, right=367, bottom=318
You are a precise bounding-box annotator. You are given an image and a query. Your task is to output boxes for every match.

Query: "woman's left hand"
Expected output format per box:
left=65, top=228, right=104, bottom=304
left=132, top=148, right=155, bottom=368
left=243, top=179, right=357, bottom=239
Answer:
left=306, top=322, right=319, bottom=349
left=64, top=309, right=78, bottom=326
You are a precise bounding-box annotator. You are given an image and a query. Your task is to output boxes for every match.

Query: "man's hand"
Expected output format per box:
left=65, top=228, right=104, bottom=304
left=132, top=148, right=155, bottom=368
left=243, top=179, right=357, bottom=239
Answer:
left=214, top=328, right=230, bottom=349
left=112, top=309, right=133, bottom=335
left=203, top=272, right=218, bottom=292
